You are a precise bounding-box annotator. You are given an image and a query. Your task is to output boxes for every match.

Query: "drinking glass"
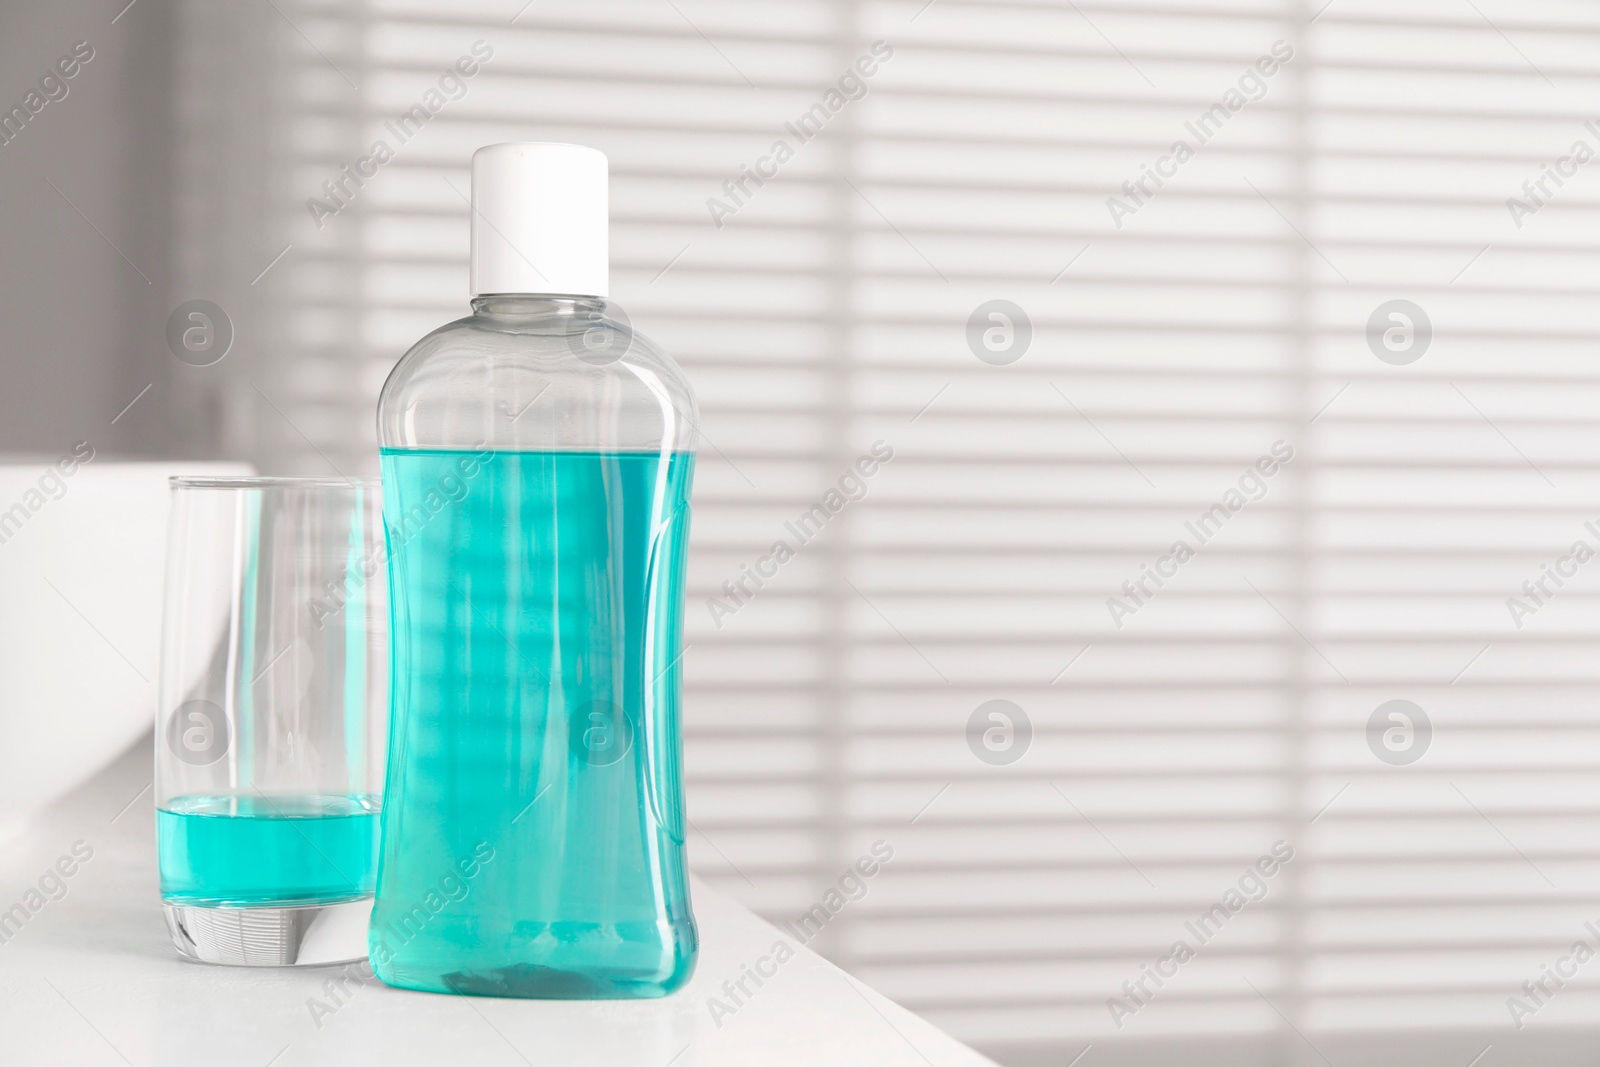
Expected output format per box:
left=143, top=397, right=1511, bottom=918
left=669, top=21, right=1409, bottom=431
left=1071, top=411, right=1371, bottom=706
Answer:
left=156, top=476, right=386, bottom=965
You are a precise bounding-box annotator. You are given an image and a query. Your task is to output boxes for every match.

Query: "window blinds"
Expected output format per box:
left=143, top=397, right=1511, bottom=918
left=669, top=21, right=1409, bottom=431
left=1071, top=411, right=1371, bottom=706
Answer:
left=176, top=0, right=1600, bottom=1061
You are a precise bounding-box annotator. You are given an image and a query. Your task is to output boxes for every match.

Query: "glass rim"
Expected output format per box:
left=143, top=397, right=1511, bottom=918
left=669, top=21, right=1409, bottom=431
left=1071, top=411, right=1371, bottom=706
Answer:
left=169, top=475, right=380, bottom=490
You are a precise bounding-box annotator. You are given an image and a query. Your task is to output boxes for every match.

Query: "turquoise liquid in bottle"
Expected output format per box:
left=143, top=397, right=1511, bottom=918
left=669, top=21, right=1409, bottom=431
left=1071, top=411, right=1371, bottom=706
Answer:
left=158, top=794, right=379, bottom=906
left=370, top=447, right=697, bottom=997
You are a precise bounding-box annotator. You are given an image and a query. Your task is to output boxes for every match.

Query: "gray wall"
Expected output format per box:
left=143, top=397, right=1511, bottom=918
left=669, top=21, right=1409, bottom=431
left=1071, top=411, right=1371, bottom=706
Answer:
left=0, top=0, right=208, bottom=460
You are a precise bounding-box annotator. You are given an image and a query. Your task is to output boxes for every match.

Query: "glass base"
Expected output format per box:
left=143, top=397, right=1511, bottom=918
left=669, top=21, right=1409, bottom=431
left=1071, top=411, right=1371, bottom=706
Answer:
left=163, top=898, right=371, bottom=966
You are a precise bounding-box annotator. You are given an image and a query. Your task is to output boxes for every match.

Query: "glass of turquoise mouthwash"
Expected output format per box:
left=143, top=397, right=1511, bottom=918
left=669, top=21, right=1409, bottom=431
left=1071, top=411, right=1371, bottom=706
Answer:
left=156, top=476, right=387, bottom=966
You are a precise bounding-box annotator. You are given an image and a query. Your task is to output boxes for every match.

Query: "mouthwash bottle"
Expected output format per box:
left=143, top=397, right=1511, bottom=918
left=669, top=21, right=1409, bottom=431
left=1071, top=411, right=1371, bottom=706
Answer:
left=370, top=143, right=697, bottom=998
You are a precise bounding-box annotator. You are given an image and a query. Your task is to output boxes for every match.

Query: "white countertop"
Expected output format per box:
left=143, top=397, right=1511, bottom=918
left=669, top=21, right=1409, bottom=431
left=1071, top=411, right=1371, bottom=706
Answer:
left=0, top=741, right=997, bottom=1067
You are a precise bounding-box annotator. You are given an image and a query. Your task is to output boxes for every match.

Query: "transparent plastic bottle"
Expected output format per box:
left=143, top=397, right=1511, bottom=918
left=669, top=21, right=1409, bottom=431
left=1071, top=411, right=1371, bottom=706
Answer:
left=369, top=144, right=698, bottom=998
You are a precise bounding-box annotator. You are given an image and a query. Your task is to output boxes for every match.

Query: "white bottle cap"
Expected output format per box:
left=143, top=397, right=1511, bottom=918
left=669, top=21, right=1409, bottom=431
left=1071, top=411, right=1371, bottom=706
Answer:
left=470, top=142, right=608, bottom=298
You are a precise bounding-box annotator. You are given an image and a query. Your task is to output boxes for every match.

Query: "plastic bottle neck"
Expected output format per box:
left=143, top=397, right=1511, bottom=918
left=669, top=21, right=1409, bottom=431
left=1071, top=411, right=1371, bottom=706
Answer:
left=470, top=294, right=605, bottom=321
